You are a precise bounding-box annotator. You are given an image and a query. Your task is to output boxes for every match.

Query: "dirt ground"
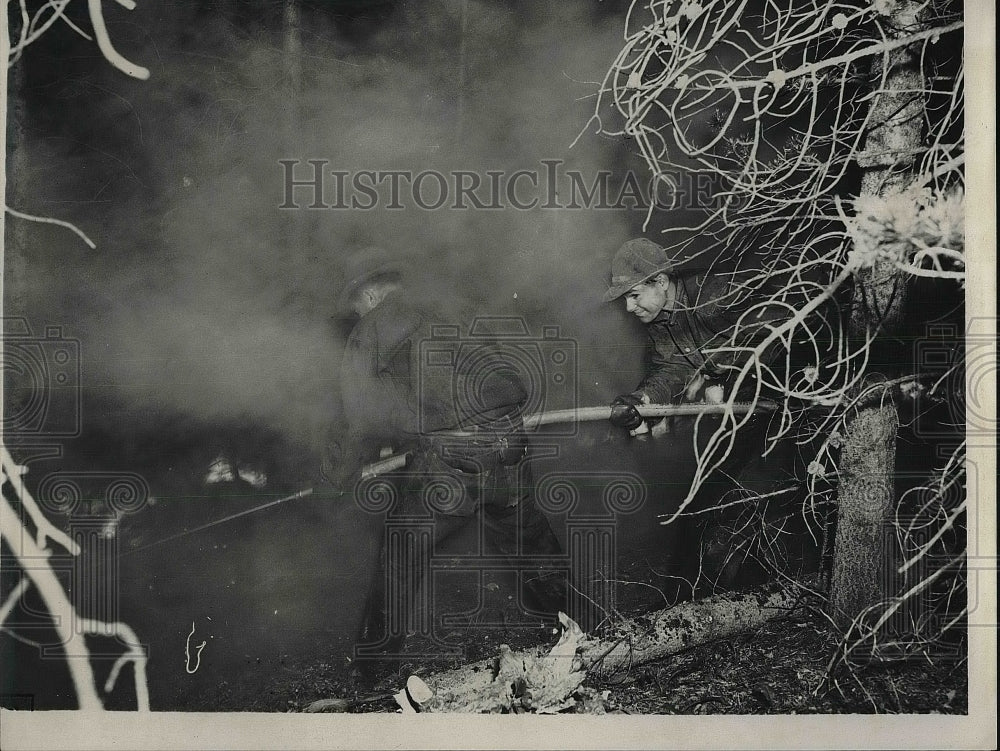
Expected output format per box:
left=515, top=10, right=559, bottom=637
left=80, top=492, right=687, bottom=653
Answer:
left=589, top=612, right=967, bottom=715
left=258, top=605, right=967, bottom=715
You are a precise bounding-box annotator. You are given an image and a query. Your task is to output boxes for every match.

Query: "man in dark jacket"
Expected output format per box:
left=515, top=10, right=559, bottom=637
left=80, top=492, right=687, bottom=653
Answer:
left=602, top=238, right=793, bottom=588
left=331, top=251, right=566, bottom=672
left=602, top=237, right=776, bottom=432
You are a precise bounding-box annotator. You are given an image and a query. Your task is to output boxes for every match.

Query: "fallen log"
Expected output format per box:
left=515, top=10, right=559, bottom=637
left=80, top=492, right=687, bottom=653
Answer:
left=581, top=579, right=805, bottom=680
left=391, top=580, right=806, bottom=713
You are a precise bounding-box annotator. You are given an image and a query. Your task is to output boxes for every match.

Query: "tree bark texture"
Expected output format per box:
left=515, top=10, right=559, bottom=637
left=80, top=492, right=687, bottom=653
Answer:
left=583, top=579, right=804, bottom=680
left=850, top=0, right=923, bottom=333
left=829, top=397, right=899, bottom=624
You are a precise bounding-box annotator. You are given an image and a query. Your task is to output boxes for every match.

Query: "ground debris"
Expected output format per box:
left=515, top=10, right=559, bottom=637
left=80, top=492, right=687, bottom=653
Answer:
left=287, top=591, right=965, bottom=715
left=401, top=612, right=607, bottom=714
left=601, top=610, right=968, bottom=715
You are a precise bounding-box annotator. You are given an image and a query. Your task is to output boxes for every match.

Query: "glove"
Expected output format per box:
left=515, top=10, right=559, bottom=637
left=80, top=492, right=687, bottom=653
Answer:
left=609, top=394, right=645, bottom=430
left=320, top=440, right=361, bottom=496
left=704, top=383, right=725, bottom=404
left=684, top=373, right=706, bottom=403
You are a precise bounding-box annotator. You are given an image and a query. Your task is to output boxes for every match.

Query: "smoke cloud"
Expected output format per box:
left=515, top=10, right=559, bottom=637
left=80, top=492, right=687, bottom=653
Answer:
left=8, top=0, right=647, bottom=478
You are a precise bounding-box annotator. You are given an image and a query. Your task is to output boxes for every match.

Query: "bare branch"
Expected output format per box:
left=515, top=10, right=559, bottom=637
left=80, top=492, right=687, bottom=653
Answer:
left=5, top=205, right=97, bottom=249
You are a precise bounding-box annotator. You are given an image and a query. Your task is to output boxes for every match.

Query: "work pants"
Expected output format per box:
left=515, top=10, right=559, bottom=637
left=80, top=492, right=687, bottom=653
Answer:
left=355, top=432, right=566, bottom=661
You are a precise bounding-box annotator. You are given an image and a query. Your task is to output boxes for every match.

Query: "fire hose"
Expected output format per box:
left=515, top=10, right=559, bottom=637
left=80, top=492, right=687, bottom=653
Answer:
left=359, top=400, right=778, bottom=480
left=118, top=400, right=777, bottom=553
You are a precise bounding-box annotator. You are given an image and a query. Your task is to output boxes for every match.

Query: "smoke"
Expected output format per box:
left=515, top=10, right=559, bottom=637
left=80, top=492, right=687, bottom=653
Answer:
left=7, top=0, right=645, bottom=473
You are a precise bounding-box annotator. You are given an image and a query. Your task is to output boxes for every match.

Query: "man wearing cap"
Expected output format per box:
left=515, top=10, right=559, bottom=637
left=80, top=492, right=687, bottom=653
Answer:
left=330, top=249, right=567, bottom=675
left=603, top=237, right=798, bottom=588
left=603, top=237, right=758, bottom=433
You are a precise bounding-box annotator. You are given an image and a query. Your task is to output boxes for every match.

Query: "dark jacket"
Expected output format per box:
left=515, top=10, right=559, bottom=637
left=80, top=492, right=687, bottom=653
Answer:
left=633, top=270, right=780, bottom=403
left=339, top=291, right=527, bottom=466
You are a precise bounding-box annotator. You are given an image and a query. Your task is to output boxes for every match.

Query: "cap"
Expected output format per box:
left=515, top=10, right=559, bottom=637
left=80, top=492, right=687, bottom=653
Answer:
left=338, top=246, right=405, bottom=309
left=602, top=238, right=679, bottom=302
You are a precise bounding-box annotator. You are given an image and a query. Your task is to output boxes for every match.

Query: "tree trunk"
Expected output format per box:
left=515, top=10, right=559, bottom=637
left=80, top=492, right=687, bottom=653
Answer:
left=829, top=396, right=899, bottom=623
left=830, top=0, right=925, bottom=626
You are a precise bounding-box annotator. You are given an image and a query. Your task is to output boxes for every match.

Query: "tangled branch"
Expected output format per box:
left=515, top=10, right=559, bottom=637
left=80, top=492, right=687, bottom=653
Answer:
left=596, top=0, right=963, bottom=506
left=1, top=448, right=150, bottom=710
left=7, top=0, right=150, bottom=79
left=594, top=0, right=966, bottom=659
